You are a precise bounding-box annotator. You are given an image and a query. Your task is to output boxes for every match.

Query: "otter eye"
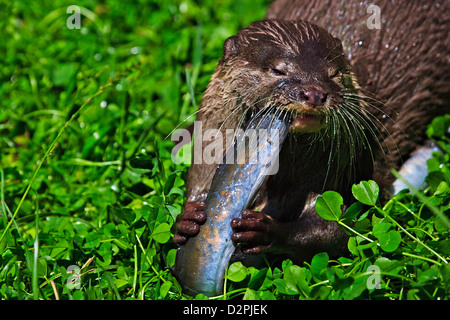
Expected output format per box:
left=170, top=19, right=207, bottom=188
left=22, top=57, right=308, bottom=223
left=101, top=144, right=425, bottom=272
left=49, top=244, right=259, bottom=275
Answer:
left=268, top=67, right=286, bottom=76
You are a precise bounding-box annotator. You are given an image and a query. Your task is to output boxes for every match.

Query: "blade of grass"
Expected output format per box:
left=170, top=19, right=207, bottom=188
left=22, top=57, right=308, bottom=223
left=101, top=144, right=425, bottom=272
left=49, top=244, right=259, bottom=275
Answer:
left=0, top=79, right=118, bottom=246
left=61, top=158, right=121, bottom=167
left=32, top=191, right=40, bottom=300
left=1, top=166, right=35, bottom=296
left=133, top=244, right=138, bottom=298
left=0, top=166, right=8, bottom=238
left=391, top=169, right=450, bottom=230
left=375, top=202, right=448, bottom=265
left=134, top=233, right=168, bottom=284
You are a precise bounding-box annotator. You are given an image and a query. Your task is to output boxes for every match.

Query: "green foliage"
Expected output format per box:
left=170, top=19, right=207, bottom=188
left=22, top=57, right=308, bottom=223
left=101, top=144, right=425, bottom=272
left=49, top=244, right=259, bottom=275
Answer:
left=352, top=180, right=379, bottom=206
left=0, top=0, right=448, bottom=301
left=315, top=191, right=343, bottom=221
left=0, top=0, right=270, bottom=300
left=222, top=116, right=450, bottom=300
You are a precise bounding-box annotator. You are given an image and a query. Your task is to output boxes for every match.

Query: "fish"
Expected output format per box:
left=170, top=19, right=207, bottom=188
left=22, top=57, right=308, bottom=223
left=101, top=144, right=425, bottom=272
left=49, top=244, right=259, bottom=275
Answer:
left=390, top=141, right=441, bottom=195
left=173, top=110, right=290, bottom=296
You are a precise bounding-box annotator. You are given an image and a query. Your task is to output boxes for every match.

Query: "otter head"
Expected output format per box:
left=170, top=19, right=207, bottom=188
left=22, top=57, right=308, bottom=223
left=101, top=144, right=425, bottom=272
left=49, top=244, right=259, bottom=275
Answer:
left=219, top=19, right=360, bottom=134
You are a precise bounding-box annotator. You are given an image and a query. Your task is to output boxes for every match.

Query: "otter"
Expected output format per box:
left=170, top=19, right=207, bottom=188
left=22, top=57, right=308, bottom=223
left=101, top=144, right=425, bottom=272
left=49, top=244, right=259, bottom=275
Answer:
left=173, top=0, right=450, bottom=265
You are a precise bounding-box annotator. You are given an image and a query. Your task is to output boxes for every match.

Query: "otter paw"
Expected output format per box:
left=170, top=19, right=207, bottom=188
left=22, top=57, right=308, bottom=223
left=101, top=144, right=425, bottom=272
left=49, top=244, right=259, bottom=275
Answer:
left=230, top=210, right=281, bottom=254
left=173, top=201, right=206, bottom=244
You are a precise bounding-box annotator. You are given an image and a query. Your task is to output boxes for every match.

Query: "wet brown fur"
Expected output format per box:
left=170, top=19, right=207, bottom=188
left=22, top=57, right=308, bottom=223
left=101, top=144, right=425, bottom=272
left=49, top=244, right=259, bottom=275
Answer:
left=180, top=0, right=450, bottom=263
left=267, top=0, right=450, bottom=189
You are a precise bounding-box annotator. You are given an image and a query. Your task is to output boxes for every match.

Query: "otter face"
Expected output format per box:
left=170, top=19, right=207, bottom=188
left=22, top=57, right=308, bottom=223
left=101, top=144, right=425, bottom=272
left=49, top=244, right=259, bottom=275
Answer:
left=221, top=19, right=359, bottom=133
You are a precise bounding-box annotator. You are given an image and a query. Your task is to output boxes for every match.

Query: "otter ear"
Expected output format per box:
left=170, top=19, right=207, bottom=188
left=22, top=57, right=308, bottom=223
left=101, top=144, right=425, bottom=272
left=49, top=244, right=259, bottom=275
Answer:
left=223, top=36, right=239, bottom=60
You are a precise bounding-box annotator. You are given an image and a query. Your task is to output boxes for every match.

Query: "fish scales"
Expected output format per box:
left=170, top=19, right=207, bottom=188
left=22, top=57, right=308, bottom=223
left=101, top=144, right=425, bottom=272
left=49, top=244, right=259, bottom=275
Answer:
left=174, top=112, right=290, bottom=296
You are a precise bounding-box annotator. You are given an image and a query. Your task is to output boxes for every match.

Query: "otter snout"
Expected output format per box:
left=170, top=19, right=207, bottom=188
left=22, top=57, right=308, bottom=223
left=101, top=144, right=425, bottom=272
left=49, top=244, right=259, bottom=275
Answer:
left=299, top=87, right=328, bottom=107
left=284, top=83, right=329, bottom=108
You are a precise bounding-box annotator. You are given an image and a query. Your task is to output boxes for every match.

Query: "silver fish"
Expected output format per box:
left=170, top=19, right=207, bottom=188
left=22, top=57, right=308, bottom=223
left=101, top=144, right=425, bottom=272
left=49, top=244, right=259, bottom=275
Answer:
left=390, top=141, right=441, bottom=195
left=174, top=111, right=290, bottom=296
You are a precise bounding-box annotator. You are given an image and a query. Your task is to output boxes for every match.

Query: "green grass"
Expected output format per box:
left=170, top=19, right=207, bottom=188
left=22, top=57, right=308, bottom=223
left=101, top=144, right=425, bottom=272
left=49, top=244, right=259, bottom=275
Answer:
left=0, top=0, right=449, bottom=300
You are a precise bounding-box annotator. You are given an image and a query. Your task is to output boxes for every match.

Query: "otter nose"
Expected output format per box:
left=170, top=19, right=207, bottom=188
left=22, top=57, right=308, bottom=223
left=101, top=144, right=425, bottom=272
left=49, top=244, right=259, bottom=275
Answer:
left=299, top=88, right=328, bottom=107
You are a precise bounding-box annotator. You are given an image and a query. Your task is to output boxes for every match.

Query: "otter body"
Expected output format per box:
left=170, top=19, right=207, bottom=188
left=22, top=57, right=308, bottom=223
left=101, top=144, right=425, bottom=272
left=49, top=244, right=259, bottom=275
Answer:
left=174, top=0, right=450, bottom=265
left=267, top=0, right=450, bottom=185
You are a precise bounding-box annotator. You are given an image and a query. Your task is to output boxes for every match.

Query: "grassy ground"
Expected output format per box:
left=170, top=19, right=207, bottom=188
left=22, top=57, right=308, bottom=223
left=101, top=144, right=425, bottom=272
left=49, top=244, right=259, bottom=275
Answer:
left=0, top=0, right=449, bottom=300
